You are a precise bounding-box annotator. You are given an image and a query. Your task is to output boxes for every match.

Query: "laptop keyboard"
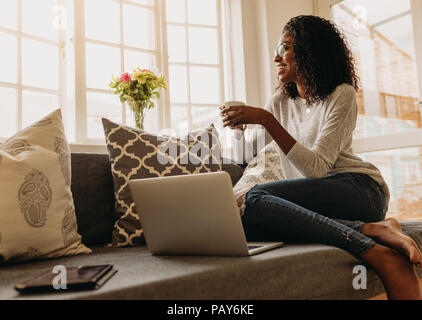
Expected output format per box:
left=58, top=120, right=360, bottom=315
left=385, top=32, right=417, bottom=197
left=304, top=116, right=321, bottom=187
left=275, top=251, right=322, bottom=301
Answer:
left=247, top=245, right=263, bottom=250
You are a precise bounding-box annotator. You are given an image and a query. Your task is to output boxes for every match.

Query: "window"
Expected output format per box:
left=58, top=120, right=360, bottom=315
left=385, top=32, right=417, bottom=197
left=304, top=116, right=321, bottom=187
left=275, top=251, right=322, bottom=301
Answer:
left=0, top=0, right=231, bottom=145
left=0, top=0, right=66, bottom=139
left=330, top=0, right=422, bottom=220
left=80, top=0, right=158, bottom=140
left=360, top=147, right=422, bottom=220
left=166, top=0, right=224, bottom=133
left=332, top=0, right=420, bottom=140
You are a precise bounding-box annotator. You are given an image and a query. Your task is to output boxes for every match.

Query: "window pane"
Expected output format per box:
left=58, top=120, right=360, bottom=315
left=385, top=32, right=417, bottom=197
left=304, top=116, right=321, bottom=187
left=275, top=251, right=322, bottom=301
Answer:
left=22, top=39, right=59, bottom=90
left=188, top=27, right=218, bottom=64
left=0, top=32, right=17, bottom=83
left=332, top=0, right=421, bottom=140
left=169, top=65, right=189, bottom=103
left=359, top=147, right=422, bottom=220
left=85, top=0, right=120, bottom=44
left=187, top=0, right=217, bottom=26
left=22, top=91, right=59, bottom=128
left=171, top=106, right=190, bottom=132
left=85, top=42, right=120, bottom=90
left=0, top=88, right=17, bottom=137
left=123, top=4, right=155, bottom=50
left=124, top=50, right=156, bottom=74
left=191, top=106, right=219, bottom=130
left=87, top=92, right=121, bottom=139
left=166, top=0, right=185, bottom=23
left=22, top=0, right=60, bottom=41
left=167, top=25, right=187, bottom=63
left=189, top=66, right=220, bottom=104
left=0, top=0, right=17, bottom=30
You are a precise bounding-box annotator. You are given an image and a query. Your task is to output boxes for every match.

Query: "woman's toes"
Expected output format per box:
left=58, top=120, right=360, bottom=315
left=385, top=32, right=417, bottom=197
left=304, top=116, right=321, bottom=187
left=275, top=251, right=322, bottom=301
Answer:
left=362, top=220, right=422, bottom=267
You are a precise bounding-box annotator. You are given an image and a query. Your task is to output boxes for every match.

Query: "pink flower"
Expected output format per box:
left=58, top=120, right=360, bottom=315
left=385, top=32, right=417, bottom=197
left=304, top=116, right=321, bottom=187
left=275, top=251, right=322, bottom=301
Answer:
left=119, top=72, right=131, bottom=82
left=140, top=69, right=150, bottom=73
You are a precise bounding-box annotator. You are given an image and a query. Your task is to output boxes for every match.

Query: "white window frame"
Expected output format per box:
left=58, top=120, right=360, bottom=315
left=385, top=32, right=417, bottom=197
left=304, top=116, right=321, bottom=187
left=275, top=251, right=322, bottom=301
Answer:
left=0, top=0, right=67, bottom=138
left=316, top=0, right=422, bottom=154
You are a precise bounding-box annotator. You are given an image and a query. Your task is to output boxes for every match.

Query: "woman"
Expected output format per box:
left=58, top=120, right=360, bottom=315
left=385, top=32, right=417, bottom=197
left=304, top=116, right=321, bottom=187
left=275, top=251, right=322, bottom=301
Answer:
left=220, top=15, right=422, bottom=300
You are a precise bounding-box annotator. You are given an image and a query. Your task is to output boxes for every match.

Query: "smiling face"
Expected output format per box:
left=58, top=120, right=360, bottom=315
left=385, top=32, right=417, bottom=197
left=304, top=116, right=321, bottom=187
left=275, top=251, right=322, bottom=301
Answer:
left=274, top=32, right=297, bottom=84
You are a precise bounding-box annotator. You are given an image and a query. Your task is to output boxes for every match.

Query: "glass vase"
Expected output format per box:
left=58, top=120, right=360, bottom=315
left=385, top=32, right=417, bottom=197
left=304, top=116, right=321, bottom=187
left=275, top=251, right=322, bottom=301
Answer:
left=128, top=100, right=149, bottom=130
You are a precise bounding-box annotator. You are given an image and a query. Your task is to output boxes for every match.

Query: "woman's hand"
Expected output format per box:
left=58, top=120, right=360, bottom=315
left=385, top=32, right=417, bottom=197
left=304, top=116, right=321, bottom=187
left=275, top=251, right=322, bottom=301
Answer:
left=219, top=106, right=244, bottom=130
left=219, top=105, right=270, bottom=128
left=236, top=192, right=247, bottom=208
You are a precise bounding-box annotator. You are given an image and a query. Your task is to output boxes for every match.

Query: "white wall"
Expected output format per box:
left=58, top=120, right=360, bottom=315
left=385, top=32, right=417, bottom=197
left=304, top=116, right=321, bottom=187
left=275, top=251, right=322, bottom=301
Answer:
left=240, top=0, right=315, bottom=107
left=411, top=0, right=422, bottom=99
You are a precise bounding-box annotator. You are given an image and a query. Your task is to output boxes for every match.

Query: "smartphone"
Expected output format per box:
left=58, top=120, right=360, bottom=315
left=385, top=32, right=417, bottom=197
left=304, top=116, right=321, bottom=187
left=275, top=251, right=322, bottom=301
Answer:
left=15, top=264, right=117, bottom=294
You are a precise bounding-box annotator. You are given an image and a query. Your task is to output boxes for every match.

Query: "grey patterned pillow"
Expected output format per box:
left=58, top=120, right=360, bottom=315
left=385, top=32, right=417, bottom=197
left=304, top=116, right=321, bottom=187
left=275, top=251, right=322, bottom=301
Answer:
left=102, top=118, right=222, bottom=247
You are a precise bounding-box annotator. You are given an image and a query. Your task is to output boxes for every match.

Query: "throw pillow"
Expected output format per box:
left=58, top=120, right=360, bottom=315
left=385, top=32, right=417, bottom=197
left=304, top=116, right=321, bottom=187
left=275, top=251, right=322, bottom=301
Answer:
left=233, top=141, right=285, bottom=215
left=102, top=118, right=223, bottom=247
left=0, top=109, right=91, bottom=263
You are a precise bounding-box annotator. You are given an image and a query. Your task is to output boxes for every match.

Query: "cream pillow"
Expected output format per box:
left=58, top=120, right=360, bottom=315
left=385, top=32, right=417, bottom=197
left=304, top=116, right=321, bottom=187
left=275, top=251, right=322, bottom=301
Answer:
left=233, top=141, right=285, bottom=215
left=0, top=109, right=91, bottom=263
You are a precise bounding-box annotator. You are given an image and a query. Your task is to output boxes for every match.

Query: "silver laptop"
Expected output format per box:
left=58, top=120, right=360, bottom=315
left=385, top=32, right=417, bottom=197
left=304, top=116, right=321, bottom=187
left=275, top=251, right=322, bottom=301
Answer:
left=128, top=171, right=283, bottom=256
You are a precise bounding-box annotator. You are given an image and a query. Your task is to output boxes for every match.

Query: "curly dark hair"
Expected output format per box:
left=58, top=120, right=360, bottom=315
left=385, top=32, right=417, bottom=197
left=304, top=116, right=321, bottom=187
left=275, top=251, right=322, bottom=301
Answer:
left=279, top=15, right=359, bottom=104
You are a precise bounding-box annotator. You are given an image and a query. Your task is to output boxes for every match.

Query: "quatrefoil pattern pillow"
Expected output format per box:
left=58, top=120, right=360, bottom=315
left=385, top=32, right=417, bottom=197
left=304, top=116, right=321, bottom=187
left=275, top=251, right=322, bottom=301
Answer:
left=102, top=118, right=222, bottom=247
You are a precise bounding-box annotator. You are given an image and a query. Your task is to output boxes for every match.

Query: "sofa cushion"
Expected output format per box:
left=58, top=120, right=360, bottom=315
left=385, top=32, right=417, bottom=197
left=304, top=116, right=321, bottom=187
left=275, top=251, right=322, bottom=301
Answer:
left=1, top=221, right=421, bottom=300
left=71, top=153, right=116, bottom=246
left=102, top=118, right=223, bottom=247
left=69, top=152, right=243, bottom=246
left=0, top=110, right=91, bottom=263
left=222, top=160, right=244, bottom=186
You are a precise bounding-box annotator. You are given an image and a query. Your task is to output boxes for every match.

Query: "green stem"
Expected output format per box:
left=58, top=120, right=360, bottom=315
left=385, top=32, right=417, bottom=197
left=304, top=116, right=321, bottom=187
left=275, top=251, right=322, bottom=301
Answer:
left=129, top=100, right=149, bottom=130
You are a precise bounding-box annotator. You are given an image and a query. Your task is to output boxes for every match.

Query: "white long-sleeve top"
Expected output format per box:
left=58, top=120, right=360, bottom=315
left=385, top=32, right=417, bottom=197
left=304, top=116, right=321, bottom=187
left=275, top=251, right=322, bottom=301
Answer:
left=244, top=83, right=390, bottom=204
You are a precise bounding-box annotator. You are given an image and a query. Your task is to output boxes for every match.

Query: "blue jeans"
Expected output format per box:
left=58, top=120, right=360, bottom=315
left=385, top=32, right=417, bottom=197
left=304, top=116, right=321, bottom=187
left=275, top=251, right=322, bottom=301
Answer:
left=242, top=173, right=388, bottom=258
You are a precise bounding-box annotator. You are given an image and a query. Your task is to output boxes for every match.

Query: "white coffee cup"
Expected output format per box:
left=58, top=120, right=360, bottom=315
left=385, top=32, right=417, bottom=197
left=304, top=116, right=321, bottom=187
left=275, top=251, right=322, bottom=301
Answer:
left=222, top=101, right=246, bottom=140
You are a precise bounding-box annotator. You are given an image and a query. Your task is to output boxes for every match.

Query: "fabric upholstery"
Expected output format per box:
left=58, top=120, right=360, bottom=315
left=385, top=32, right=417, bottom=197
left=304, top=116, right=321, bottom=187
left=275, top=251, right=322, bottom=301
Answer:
left=233, top=141, right=285, bottom=215
left=222, top=160, right=244, bottom=186
left=1, top=221, right=422, bottom=300
left=70, top=153, right=116, bottom=246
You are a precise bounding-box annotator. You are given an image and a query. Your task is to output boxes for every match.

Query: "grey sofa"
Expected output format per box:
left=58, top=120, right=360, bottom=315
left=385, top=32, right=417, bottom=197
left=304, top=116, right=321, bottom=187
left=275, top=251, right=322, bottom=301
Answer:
left=1, top=153, right=422, bottom=300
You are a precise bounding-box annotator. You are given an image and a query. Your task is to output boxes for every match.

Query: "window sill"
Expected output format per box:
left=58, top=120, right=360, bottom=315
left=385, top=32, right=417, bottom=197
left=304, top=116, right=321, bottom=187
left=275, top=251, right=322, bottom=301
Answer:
left=69, top=143, right=107, bottom=154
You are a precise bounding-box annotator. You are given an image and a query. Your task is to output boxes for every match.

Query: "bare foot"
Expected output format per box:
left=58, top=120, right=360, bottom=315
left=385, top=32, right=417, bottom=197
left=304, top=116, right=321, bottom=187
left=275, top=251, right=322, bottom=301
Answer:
left=362, top=218, right=422, bottom=268
left=361, top=244, right=421, bottom=300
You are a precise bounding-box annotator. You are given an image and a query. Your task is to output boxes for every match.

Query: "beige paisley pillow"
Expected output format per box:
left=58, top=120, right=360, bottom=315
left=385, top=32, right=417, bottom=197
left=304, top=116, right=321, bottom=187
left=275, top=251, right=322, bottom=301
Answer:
left=233, top=141, right=285, bottom=215
left=102, top=118, right=222, bottom=247
left=0, top=109, right=91, bottom=263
